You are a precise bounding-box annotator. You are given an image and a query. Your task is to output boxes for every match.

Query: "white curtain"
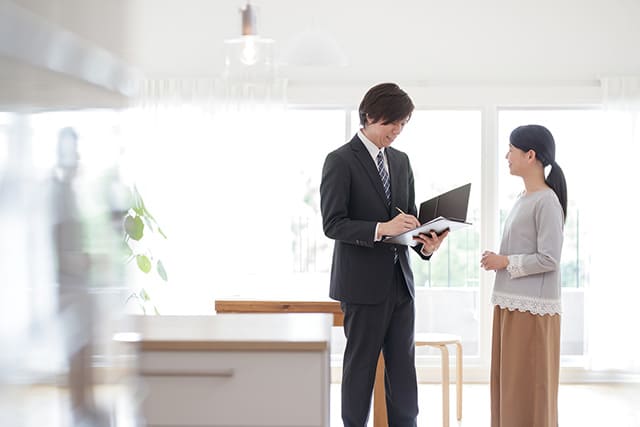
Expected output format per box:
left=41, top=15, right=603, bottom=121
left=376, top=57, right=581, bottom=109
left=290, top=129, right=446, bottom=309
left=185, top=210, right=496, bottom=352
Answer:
left=583, top=77, right=640, bottom=374
left=124, top=78, right=293, bottom=313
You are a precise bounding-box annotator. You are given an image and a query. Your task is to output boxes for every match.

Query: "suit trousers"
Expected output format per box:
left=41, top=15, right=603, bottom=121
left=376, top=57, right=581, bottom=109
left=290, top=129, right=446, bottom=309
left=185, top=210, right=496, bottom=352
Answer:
left=340, top=263, right=418, bottom=427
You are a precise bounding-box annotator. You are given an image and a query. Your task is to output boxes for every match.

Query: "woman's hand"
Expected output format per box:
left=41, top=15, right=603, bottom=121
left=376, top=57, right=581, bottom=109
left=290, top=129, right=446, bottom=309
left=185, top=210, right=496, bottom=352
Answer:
left=480, top=251, right=509, bottom=271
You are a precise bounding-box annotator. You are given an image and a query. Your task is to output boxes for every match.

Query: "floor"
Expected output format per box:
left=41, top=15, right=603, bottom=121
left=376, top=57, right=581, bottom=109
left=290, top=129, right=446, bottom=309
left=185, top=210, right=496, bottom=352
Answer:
left=330, top=383, right=640, bottom=427
left=3, top=382, right=638, bottom=426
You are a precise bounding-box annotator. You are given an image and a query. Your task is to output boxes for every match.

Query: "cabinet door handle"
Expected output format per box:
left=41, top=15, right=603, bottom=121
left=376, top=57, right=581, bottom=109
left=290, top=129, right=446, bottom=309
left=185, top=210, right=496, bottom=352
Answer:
left=140, top=369, right=234, bottom=378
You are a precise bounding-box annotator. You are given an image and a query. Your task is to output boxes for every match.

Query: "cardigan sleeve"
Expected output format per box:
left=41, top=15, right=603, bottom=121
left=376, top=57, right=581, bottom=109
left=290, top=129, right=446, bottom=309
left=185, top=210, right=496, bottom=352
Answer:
left=506, top=193, right=564, bottom=279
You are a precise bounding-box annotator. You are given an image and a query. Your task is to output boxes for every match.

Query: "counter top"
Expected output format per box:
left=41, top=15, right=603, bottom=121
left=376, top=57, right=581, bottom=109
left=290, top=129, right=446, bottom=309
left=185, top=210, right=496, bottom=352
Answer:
left=124, top=313, right=333, bottom=352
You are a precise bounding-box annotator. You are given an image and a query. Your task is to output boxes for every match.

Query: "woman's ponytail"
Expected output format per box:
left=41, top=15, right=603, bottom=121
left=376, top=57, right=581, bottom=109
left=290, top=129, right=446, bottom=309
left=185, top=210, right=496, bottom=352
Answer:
left=546, top=162, right=567, bottom=222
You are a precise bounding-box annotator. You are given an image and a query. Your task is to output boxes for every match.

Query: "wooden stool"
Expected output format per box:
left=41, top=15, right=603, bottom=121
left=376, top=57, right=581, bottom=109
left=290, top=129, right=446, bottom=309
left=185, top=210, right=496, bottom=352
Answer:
left=415, top=333, right=463, bottom=427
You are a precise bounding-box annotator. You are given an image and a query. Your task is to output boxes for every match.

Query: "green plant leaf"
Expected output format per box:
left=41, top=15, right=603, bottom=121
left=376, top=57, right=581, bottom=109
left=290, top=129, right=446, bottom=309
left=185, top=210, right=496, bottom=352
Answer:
left=123, top=245, right=133, bottom=257
left=134, top=187, right=158, bottom=223
left=141, top=215, right=155, bottom=233
left=157, top=227, right=168, bottom=239
left=124, top=215, right=144, bottom=241
left=156, top=260, right=168, bottom=281
left=144, top=206, right=155, bottom=219
left=136, top=255, right=152, bottom=273
left=133, top=186, right=145, bottom=211
left=141, top=199, right=157, bottom=221
left=139, top=288, right=150, bottom=301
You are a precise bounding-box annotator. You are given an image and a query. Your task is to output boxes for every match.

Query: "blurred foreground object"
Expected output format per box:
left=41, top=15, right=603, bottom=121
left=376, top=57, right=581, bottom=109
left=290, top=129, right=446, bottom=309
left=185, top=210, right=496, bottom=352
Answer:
left=0, top=1, right=142, bottom=425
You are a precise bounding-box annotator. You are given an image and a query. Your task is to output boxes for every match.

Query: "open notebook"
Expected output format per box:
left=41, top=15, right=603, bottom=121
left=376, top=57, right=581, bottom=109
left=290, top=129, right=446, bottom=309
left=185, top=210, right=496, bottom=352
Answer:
left=384, top=183, right=472, bottom=246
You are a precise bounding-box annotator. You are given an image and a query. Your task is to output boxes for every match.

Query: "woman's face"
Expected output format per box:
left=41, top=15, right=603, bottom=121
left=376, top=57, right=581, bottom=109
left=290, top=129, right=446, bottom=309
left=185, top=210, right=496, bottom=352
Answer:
left=505, top=144, right=530, bottom=176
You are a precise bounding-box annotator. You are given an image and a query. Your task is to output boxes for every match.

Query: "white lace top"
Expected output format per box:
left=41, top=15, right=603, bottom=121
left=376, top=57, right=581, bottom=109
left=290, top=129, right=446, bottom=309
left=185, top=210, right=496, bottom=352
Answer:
left=491, top=189, right=564, bottom=316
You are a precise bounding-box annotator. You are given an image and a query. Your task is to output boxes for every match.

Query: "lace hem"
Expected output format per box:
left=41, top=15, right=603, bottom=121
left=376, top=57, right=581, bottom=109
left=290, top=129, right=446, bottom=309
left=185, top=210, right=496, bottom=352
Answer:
left=491, top=292, right=561, bottom=316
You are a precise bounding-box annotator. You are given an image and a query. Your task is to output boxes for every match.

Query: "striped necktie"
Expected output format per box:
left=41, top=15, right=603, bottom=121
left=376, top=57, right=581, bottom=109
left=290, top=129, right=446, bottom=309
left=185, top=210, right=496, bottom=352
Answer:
left=376, top=150, right=391, bottom=206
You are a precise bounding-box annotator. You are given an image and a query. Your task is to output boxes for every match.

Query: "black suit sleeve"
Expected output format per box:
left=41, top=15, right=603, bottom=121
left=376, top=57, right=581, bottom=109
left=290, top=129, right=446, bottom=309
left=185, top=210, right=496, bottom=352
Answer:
left=320, top=151, right=377, bottom=248
left=405, top=158, right=431, bottom=260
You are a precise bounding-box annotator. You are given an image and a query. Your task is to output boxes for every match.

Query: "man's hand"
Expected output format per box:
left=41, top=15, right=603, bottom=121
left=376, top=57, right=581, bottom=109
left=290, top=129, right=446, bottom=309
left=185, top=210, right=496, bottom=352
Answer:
left=377, top=212, right=421, bottom=239
left=414, top=230, right=449, bottom=255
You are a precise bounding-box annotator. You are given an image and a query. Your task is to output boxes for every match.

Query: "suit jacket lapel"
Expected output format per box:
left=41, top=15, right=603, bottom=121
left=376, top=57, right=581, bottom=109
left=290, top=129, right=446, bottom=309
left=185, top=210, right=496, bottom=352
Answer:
left=350, top=135, right=390, bottom=209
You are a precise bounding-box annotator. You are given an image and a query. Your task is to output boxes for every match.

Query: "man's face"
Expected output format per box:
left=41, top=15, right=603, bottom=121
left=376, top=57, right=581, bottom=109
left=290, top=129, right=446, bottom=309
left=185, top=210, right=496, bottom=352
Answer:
left=364, top=117, right=409, bottom=149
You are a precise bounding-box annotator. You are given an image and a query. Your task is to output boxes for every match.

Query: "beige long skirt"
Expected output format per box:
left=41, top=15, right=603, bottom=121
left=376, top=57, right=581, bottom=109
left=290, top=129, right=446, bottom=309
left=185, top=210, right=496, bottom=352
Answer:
left=490, top=305, right=561, bottom=427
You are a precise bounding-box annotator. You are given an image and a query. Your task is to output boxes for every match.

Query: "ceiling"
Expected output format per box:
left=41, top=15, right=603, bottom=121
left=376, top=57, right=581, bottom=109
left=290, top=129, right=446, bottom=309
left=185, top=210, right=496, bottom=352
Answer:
left=2, top=0, right=640, bottom=110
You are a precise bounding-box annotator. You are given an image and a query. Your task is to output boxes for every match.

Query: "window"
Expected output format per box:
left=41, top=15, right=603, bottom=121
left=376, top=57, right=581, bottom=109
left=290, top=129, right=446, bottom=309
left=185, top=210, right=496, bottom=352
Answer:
left=129, top=107, right=484, bottom=356
left=278, top=110, right=346, bottom=275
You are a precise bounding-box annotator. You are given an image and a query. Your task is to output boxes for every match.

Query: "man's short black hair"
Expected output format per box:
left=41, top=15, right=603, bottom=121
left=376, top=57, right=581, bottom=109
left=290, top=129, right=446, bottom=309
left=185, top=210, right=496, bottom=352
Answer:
left=358, top=83, right=414, bottom=127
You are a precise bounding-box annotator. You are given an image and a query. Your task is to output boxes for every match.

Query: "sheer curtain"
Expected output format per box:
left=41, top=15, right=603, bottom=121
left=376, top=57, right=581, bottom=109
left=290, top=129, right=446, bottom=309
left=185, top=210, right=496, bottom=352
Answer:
left=124, top=78, right=291, bottom=314
left=583, top=77, right=640, bottom=374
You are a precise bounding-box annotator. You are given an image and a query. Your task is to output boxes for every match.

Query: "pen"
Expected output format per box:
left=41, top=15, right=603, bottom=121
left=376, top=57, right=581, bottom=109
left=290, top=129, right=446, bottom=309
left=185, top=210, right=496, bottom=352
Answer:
left=395, top=207, right=406, bottom=215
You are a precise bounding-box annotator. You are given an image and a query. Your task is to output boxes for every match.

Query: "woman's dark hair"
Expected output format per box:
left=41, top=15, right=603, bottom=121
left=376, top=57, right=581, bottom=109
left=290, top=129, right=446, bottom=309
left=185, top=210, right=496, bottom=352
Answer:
left=510, top=124, right=568, bottom=221
left=358, top=83, right=414, bottom=127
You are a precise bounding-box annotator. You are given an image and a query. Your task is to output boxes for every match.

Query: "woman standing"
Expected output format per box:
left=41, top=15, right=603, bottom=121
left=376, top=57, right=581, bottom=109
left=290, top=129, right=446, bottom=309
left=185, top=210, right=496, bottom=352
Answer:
left=481, top=124, right=568, bottom=427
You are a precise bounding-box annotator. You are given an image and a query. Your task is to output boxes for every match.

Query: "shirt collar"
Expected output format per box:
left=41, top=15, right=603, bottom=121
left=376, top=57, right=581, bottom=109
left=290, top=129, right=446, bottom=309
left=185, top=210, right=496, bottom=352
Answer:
left=357, top=129, right=385, bottom=161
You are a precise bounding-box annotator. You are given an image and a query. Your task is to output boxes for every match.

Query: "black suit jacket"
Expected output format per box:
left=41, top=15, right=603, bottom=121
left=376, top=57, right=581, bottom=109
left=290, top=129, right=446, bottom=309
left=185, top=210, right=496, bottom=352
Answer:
left=320, top=134, right=429, bottom=304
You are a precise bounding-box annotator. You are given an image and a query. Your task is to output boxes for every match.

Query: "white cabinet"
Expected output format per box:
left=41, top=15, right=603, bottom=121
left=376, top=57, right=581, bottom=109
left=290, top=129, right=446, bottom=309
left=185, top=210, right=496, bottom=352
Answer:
left=135, top=313, right=332, bottom=427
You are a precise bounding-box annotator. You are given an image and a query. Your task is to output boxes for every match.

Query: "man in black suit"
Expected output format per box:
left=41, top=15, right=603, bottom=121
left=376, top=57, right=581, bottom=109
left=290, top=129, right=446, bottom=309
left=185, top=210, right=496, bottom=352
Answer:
left=320, top=83, right=448, bottom=427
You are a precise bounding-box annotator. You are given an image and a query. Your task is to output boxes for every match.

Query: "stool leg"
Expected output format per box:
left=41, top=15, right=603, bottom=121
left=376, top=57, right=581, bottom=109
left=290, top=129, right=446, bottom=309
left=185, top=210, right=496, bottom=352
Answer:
left=439, top=344, right=450, bottom=427
left=455, top=342, right=462, bottom=421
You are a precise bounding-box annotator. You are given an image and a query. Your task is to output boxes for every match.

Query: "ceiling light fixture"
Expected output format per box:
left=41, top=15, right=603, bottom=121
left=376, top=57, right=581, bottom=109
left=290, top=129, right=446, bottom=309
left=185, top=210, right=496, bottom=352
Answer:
left=219, top=2, right=286, bottom=103
left=223, top=3, right=274, bottom=68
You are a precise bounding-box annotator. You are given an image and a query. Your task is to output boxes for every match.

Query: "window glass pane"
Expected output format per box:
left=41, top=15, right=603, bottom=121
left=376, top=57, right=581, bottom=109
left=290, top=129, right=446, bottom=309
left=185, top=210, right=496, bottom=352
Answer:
left=498, top=109, right=597, bottom=356
left=402, top=111, right=482, bottom=289
left=125, top=108, right=346, bottom=308
left=279, top=110, right=345, bottom=276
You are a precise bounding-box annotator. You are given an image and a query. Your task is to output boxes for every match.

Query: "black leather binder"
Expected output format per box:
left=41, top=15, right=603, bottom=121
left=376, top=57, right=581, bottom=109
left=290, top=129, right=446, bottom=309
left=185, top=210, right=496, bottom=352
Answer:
left=384, top=183, right=472, bottom=246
